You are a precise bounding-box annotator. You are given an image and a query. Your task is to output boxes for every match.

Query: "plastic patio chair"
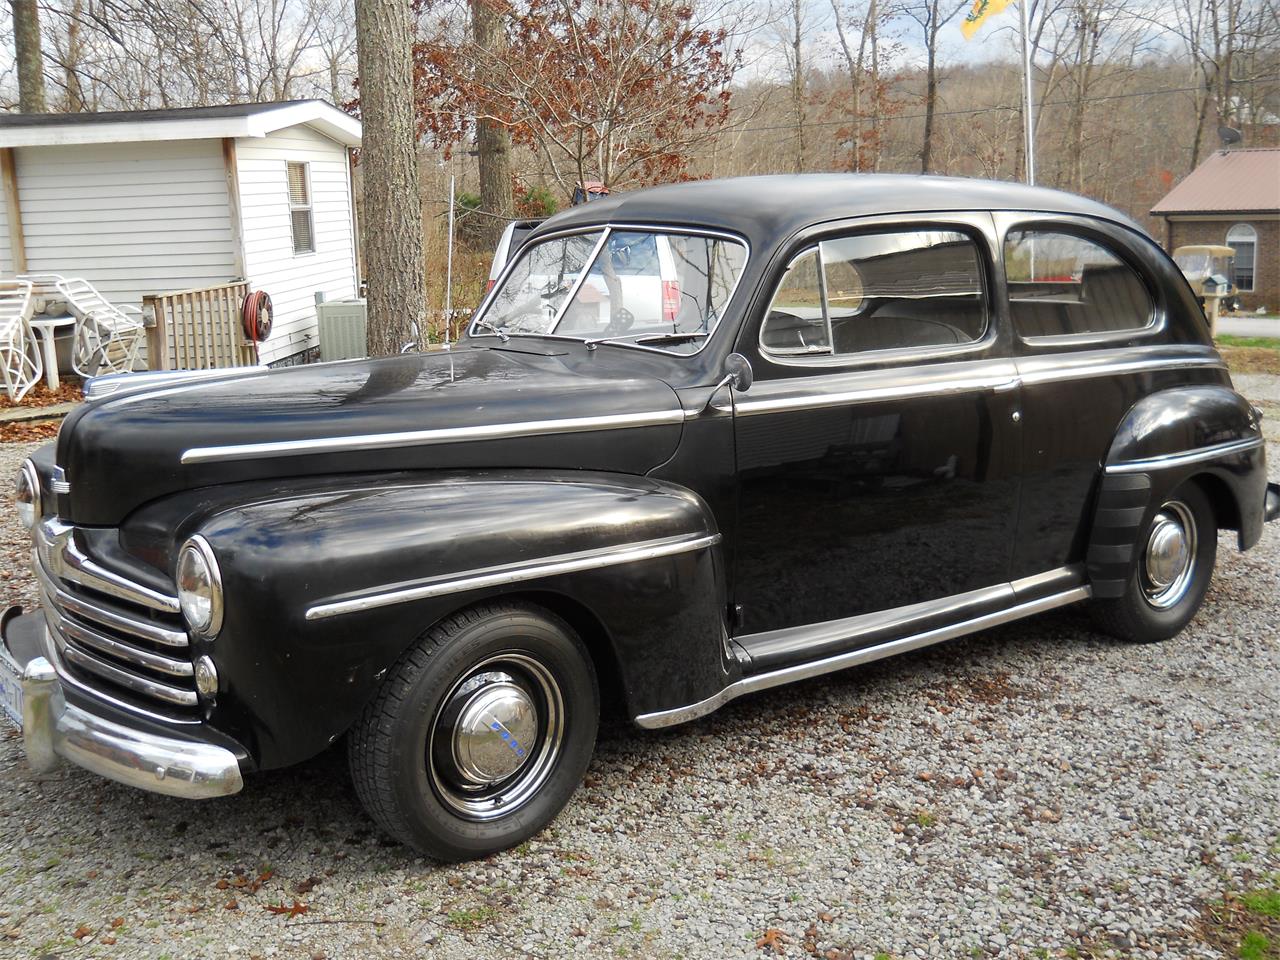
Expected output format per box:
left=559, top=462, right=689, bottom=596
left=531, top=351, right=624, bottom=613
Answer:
left=0, top=280, right=43, bottom=402
left=20, top=273, right=145, bottom=377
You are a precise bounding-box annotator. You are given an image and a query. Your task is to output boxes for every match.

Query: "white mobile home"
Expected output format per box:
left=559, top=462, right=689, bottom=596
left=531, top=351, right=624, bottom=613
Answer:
left=0, top=100, right=361, bottom=366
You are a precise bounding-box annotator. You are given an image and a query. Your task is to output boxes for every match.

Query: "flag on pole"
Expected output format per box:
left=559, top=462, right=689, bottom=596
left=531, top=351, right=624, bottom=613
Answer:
left=961, top=0, right=1014, bottom=39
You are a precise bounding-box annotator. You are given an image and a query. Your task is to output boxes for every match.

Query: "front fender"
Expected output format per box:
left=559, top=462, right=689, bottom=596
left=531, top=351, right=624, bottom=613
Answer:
left=159, top=470, right=728, bottom=769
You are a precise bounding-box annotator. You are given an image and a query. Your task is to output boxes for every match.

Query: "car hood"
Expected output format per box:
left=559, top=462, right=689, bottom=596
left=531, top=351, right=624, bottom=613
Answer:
left=57, top=347, right=686, bottom=526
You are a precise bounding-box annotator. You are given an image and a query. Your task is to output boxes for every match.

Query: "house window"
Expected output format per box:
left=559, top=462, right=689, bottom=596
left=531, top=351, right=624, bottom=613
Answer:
left=1227, top=224, right=1256, bottom=292
left=287, top=162, right=315, bottom=255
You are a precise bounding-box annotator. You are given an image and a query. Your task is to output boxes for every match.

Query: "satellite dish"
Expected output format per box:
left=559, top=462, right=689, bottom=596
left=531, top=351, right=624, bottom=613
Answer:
left=1218, top=125, right=1243, bottom=146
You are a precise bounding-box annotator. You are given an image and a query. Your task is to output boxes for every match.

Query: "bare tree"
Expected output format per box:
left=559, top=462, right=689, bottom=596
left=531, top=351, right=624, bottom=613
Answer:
left=900, top=0, right=967, bottom=173
left=355, top=0, right=427, bottom=354
left=10, top=0, right=46, bottom=111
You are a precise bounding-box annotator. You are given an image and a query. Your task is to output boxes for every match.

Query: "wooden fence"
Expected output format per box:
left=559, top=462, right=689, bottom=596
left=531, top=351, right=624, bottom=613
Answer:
left=143, top=281, right=254, bottom=370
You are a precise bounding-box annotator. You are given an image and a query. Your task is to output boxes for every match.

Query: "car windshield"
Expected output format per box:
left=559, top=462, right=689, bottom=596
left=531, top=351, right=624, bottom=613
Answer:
left=473, top=228, right=748, bottom=354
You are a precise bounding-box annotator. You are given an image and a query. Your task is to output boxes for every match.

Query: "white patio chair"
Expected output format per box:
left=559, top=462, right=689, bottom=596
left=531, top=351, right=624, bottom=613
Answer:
left=21, top=273, right=145, bottom=377
left=0, top=280, right=43, bottom=402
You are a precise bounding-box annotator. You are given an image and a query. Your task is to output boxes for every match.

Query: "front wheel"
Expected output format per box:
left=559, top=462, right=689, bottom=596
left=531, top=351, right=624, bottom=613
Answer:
left=348, top=602, right=599, bottom=861
left=1089, top=481, right=1217, bottom=643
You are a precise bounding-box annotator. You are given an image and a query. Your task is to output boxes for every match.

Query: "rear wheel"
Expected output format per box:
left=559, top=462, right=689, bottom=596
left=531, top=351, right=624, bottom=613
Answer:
left=1089, top=481, right=1217, bottom=643
left=349, top=602, right=599, bottom=861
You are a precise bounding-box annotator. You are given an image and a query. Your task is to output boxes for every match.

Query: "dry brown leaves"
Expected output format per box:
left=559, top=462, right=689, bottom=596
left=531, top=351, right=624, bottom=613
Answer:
left=756, top=927, right=791, bottom=954
left=0, top=419, right=61, bottom=443
left=0, top=382, right=82, bottom=411
left=264, top=900, right=309, bottom=919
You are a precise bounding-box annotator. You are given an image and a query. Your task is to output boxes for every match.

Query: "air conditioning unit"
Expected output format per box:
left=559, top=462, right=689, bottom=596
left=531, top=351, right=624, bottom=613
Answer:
left=316, top=298, right=368, bottom=362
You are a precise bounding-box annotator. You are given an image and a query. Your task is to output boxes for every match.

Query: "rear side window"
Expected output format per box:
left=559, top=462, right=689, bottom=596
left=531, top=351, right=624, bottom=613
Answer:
left=1004, top=230, right=1154, bottom=340
left=760, top=230, right=987, bottom=360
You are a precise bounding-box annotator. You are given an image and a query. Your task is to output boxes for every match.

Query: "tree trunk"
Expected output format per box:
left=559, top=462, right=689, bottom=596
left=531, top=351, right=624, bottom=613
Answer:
left=472, top=0, right=513, bottom=248
left=921, top=49, right=937, bottom=173
left=791, top=0, right=805, bottom=173
left=11, top=0, right=46, bottom=113
left=64, top=0, right=86, bottom=112
left=355, top=0, right=428, bottom=355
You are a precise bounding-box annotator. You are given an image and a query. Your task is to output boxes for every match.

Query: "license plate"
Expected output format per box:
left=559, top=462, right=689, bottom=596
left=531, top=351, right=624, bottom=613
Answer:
left=0, top=648, right=23, bottom=731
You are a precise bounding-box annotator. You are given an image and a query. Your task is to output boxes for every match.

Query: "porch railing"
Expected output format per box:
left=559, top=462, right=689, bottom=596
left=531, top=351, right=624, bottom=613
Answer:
left=143, top=281, right=254, bottom=370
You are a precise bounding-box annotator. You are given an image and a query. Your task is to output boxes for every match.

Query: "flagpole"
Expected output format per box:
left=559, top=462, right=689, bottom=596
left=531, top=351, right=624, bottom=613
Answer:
left=1020, top=0, right=1036, bottom=185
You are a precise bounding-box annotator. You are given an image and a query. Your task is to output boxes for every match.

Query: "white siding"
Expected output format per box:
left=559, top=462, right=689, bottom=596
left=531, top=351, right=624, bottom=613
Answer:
left=15, top=141, right=238, bottom=307
left=236, top=127, right=357, bottom=364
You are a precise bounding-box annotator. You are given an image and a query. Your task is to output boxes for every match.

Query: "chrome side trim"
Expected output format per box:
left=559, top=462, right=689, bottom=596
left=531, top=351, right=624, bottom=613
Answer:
left=306, top=531, right=722, bottom=621
left=181, top=409, right=686, bottom=465
left=36, top=520, right=180, bottom=614
left=737, top=581, right=1013, bottom=664
left=18, top=655, right=242, bottom=798
left=1105, top=436, right=1264, bottom=474
left=35, top=564, right=188, bottom=647
left=1018, top=349, right=1226, bottom=386
left=634, top=585, right=1091, bottom=729
left=735, top=359, right=1020, bottom=417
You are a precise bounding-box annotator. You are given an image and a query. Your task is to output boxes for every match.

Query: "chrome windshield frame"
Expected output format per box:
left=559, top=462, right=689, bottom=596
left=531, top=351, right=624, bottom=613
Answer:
left=467, top=222, right=752, bottom=358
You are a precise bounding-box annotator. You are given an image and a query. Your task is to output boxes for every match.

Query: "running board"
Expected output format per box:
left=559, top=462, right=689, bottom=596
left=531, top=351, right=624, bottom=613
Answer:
left=633, top=584, right=1091, bottom=729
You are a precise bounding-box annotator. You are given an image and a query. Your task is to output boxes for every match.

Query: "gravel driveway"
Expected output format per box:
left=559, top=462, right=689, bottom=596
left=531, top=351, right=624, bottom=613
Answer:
left=1, top=379, right=1278, bottom=960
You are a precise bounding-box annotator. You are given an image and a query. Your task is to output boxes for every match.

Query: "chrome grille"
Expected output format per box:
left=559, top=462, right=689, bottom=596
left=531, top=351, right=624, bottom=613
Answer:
left=34, top=520, right=198, bottom=719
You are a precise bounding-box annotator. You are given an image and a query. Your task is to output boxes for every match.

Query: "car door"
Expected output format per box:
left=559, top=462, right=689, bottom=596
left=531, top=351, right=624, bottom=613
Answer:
left=996, top=214, right=1225, bottom=581
left=730, top=213, right=1023, bottom=644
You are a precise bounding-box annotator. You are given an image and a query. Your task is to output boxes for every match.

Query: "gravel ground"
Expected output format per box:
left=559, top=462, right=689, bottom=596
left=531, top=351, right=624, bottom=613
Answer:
left=1, top=381, right=1278, bottom=960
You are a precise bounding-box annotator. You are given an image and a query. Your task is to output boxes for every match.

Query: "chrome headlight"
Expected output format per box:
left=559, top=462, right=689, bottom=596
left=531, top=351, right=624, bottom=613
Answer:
left=15, top=460, right=39, bottom=531
left=176, top=535, right=223, bottom=638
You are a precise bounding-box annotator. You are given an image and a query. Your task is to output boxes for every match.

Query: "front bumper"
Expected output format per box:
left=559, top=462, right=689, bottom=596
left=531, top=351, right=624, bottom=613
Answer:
left=2, top=608, right=243, bottom=799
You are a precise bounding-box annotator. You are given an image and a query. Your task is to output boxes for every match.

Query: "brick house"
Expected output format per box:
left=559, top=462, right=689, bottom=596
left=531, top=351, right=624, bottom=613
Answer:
left=1151, top=147, right=1279, bottom=312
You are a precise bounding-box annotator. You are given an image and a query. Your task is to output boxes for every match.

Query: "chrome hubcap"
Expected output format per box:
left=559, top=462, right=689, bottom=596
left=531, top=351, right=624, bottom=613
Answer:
left=428, top=653, right=564, bottom=822
left=1141, top=501, right=1196, bottom=609
left=451, top=679, right=538, bottom=785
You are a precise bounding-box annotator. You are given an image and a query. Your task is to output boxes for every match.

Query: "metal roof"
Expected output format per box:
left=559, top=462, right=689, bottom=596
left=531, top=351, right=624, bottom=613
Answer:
left=541, top=173, right=1143, bottom=250
left=1151, top=148, right=1280, bottom=216
left=0, top=100, right=361, bottom=148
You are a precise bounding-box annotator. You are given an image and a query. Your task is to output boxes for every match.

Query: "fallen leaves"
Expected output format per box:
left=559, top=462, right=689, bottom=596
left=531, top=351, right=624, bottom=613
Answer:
left=0, top=419, right=61, bottom=443
left=756, top=927, right=791, bottom=955
left=72, top=924, right=93, bottom=939
left=265, top=900, right=309, bottom=919
left=294, top=876, right=322, bottom=895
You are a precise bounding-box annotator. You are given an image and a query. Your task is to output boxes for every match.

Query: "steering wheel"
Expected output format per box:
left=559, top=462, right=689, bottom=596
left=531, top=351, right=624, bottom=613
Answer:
left=602, top=307, right=635, bottom=336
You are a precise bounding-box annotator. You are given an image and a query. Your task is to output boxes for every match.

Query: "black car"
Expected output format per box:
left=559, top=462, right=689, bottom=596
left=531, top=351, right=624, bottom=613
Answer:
left=5, top=175, right=1278, bottom=862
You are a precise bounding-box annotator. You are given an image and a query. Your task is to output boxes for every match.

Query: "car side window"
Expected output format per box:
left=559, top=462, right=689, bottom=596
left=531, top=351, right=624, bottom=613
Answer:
left=760, top=230, right=987, bottom=360
left=1004, top=230, right=1154, bottom=340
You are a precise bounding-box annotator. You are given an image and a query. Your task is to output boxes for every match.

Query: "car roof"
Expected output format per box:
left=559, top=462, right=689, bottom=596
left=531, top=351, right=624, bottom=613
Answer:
left=539, top=174, right=1143, bottom=248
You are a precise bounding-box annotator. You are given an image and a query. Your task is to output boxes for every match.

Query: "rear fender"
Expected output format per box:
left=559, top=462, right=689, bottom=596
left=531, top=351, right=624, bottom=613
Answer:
left=169, top=471, right=730, bottom=769
left=1087, top=385, right=1266, bottom=597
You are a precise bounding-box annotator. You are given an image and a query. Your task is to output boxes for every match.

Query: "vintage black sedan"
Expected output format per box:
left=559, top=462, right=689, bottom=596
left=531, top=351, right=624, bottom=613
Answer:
left=4, top=175, right=1278, bottom=861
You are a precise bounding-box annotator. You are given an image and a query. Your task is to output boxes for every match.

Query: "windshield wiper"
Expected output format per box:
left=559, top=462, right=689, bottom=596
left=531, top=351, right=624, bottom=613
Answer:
left=471, top=318, right=510, bottom=342
left=584, top=332, right=708, bottom=350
